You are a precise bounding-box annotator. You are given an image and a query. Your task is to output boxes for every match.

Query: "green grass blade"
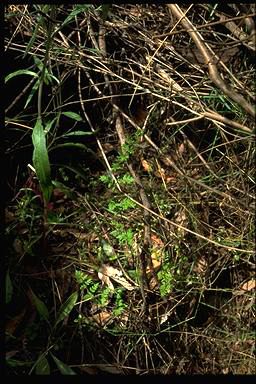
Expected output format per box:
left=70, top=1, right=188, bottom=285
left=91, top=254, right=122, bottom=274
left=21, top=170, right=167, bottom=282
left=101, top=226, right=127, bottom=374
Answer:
left=101, top=4, right=111, bottom=21
left=53, top=164, right=89, bottom=181
left=35, top=356, right=50, bottom=375
left=32, top=118, right=53, bottom=203
left=28, top=287, right=49, bottom=321
left=51, top=353, right=76, bottom=375
left=6, top=269, right=13, bottom=304
left=54, top=291, right=78, bottom=328
left=62, top=130, right=99, bottom=137
left=23, top=22, right=40, bottom=58
left=44, top=116, right=58, bottom=134
left=61, top=4, right=93, bottom=27
left=62, top=111, right=83, bottom=121
left=24, top=78, right=40, bottom=109
left=49, top=142, right=95, bottom=152
left=5, top=70, right=39, bottom=83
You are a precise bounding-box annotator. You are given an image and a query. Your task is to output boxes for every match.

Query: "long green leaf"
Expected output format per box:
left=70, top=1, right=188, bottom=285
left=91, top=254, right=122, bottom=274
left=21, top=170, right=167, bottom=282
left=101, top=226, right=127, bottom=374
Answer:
left=51, top=180, right=76, bottom=199
left=54, top=291, right=78, bottom=328
left=6, top=269, right=13, bottom=304
left=44, top=116, right=58, bottom=134
left=101, top=4, right=111, bottom=21
left=32, top=118, right=53, bottom=203
left=49, top=142, right=96, bottom=153
left=51, top=353, right=76, bottom=375
left=5, top=70, right=39, bottom=83
left=45, top=73, right=60, bottom=85
left=35, top=356, right=50, bottom=375
left=24, top=78, right=40, bottom=109
left=33, top=55, right=44, bottom=71
left=53, top=164, right=89, bottom=181
left=61, top=5, right=93, bottom=27
left=62, top=130, right=98, bottom=137
left=33, top=56, right=59, bottom=86
left=28, top=287, right=49, bottom=321
left=62, top=111, right=83, bottom=121
left=23, top=22, right=41, bottom=58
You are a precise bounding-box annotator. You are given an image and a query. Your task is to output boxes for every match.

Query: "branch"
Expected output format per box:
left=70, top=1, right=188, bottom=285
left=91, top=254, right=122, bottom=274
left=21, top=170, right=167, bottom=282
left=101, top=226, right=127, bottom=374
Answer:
left=168, top=4, right=255, bottom=118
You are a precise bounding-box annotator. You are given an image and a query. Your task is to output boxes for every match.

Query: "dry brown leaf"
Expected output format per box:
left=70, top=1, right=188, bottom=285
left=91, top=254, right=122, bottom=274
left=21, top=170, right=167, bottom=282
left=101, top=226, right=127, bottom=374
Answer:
left=97, top=365, right=123, bottom=374
left=173, top=208, right=188, bottom=237
left=151, top=233, right=164, bottom=247
left=149, top=276, right=159, bottom=290
left=13, top=238, right=24, bottom=255
left=165, top=176, right=176, bottom=183
left=98, top=264, right=135, bottom=291
left=174, top=209, right=187, bottom=226
left=111, top=275, right=135, bottom=291
left=193, top=257, right=208, bottom=274
left=90, top=310, right=112, bottom=326
left=99, top=264, right=122, bottom=278
left=5, top=208, right=15, bottom=224
left=6, top=308, right=27, bottom=335
left=147, top=248, right=163, bottom=272
left=240, top=279, right=255, bottom=292
left=129, top=6, right=142, bottom=17
left=141, top=158, right=151, bottom=172
left=119, top=312, right=129, bottom=326
left=178, top=142, right=185, bottom=156
left=98, top=265, right=115, bottom=291
left=156, top=66, right=183, bottom=92
left=147, top=234, right=165, bottom=274
left=79, top=366, right=98, bottom=375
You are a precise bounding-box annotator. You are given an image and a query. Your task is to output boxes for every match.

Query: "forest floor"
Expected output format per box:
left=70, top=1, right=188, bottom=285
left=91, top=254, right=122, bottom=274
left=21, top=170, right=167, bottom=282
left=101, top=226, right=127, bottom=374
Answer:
left=5, top=4, right=255, bottom=375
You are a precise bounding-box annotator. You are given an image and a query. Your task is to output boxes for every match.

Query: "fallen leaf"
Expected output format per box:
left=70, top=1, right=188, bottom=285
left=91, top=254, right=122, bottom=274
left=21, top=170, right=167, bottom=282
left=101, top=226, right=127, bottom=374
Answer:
left=147, top=248, right=163, bottom=272
left=98, top=271, right=114, bottom=291
left=6, top=308, right=27, bottom=335
left=6, top=350, right=19, bottom=360
left=111, top=274, right=135, bottom=291
left=151, top=234, right=164, bottom=247
left=5, top=208, right=15, bottom=223
left=149, top=276, right=158, bottom=290
left=240, top=279, right=255, bottom=292
left=90, top=310, right=112, bottom=326
left=99, top=264, right=122, bottom=278
left=178, top=142, right=185, bottom=156
left=155, top=65, right=183, bottom=92
left=96, top=364, right=123, bottom=374
left=141, top=159, right=151, bottom=172
left=193, top=257, right=208, bottom=274
left=13, top=238, right=23, bottom=255
left=98, top=264, right=135, bottom=291
left=147, top=234, right=165, bottom=274
left=173, top=208, right=188, bottom=237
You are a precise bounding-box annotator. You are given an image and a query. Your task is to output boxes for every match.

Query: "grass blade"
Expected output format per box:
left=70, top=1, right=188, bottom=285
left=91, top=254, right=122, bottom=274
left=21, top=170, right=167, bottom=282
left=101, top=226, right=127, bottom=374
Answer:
left=51, top=353, right=76, bottom=375
left=35, top=356, right=50, bottom=375
left=62, top=111, right=83, bottom=121
left=61, top=4, right=92, bottom=27
left=24, top=78, right=40, bottom=109
left=28, top=287, right=49, bottom=321
left=54, top=291, right=78, bottom=328
left=5, top=70, right=39, bottom=83
left=23, top=21, right=40, bottom=58
left=32, top=118, right=53, bottom=203
left=62, top=130, right=99, bottom=137
left=6, top=270, right=13, bottom=304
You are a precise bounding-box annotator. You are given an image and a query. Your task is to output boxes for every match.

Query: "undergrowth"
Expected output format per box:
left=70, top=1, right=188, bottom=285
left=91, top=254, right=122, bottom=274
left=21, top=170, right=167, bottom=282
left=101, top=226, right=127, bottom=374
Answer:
left=5, top=4, right=255, bottom=375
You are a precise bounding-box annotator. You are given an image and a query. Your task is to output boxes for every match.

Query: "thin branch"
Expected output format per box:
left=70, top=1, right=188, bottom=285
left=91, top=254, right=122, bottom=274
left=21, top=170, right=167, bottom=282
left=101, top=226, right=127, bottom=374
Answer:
left=168, top=4, right=255, bottom=118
